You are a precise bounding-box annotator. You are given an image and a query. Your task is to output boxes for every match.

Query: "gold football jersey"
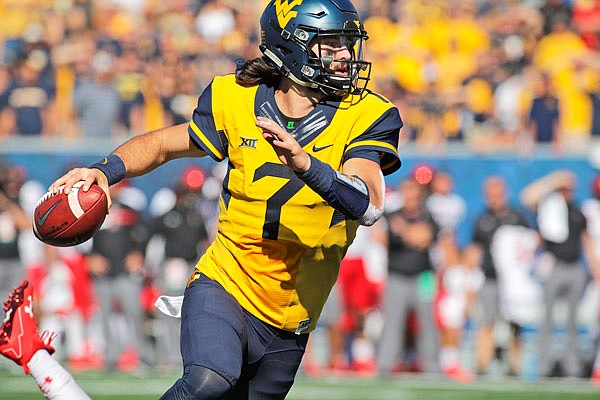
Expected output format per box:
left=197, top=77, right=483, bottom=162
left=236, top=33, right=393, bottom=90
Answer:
left=188, top=74, right=401, bottom=333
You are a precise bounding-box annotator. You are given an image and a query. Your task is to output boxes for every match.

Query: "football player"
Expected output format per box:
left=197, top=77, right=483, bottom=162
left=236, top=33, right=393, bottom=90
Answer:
left=51, top=0, right=402, bottom=398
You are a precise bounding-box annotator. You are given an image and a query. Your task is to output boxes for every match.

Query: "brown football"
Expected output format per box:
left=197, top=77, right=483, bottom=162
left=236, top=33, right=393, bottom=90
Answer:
left=33, top=181, right=108, bottom=247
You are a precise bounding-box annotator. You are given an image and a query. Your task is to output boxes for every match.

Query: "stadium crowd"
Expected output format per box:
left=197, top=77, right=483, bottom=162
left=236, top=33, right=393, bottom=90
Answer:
left=1, top=0, right=600, bottom=388
left=1, top=0, right=600, bottom=151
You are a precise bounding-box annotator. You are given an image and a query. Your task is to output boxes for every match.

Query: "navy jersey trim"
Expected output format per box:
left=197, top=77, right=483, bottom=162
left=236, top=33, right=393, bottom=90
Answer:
left=221, top=162, right=233, bottom=209
left=343, top=148, right=382, bottom=165
left=254, top=84, right=340, bottom=148
left=188, top=81, right=227, bottom=161
left=330, top=210, right=346, bottom=227
left=346, top=107, right=402, bottom=175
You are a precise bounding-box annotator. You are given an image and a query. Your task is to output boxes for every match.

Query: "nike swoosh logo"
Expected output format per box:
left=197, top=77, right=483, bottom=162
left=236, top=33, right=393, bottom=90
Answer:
left=36, top=199, right=62, bottom=227
left=312, top=144, right=333, bottom=152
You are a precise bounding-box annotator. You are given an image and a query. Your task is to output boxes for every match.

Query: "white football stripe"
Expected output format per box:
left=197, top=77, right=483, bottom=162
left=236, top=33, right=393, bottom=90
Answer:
left=68, top=181, right=85, bottom=218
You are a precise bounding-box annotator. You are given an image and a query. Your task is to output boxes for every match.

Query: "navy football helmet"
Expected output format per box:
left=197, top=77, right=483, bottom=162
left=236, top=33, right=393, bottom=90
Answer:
left=260, top=0, right=371, bottom=97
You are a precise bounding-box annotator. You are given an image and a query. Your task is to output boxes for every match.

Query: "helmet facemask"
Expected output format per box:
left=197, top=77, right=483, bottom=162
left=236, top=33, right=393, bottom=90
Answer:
left=303, top=25, right=371, bottom=97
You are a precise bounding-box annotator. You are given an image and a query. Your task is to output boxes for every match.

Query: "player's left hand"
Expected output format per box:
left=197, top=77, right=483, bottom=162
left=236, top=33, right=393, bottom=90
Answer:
left=256, top=116, right=311, bottom=173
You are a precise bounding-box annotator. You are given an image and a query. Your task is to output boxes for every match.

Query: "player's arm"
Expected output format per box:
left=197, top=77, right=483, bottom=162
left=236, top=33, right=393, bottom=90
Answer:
left=582, top=227, right=600, bottom=281
left=257, top=116, right=383, bottom=225
left=0, top=191, right=30, bottom=230
left=113, top=123, right=206, bottom=177
left=49, top=123, right=207, bottom=207
left=342, top=156, right=384, bottom=215
left=519, top=169, right=575, bottom=210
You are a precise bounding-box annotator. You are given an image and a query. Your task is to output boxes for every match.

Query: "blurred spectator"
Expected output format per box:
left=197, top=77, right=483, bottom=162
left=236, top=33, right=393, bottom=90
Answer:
left=27, top=244, right=99, bottom=371
left=432, top=234, right=483, bottom=383
left=572, top=0, right=600, bottom=50
left=0, top=163, right=29, bottom=302
left=303, top=226, right=385, bottom=378
left=0, top=63, right=10, bottom=97
left=147, top=165, right=209, bottom=373
left=87, top=180, right=149, bottom=372
left=0, top=52, right=56, bottom=136
left=425, top=170, right=466, bottom=234
left=520, top=169, right=600, bottom=378
left=194, top=0, right=236, bottom=46
left=471, top=175, right=529, bottom=376
left=539, top=0, right=572, bottom=36
left=426, top=170, right=476, bottom=382
left=489, top=224, right=542, bottom=379
left=592, top=83, right=600, bottom=137
left=73, top=51, right=122, bottom=138
left=493, top=67, right=530, bottom=142
left=336, top=225, right=385, bottom=375
left=376, top=177, right=440, bottom=376
left=526, top=72, right=560, bottom=147
left=533, top=16, right=593, bottom=151
left=578, top=173, right=600, bottom=386
left=112, top=47, right=145, bottom=133
left=2, top=0, right=599, bottom=152
left=425, top=171, right=476, bottom=383
left=305, top=272, right=345, bottom=376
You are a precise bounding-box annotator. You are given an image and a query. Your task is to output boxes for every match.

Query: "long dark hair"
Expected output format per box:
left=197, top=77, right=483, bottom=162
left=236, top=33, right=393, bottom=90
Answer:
left=235, top=57, right=281, bottom=87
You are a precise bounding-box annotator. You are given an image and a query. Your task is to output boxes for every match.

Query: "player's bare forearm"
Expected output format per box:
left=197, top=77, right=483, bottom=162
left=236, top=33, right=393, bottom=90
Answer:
left=582, top=231, right=600, bottom=281
left=114, top=123, right=205, bottom=178
left=519, top=169, right=575, bottom=209
left=50, top=123, right=206, bottom=203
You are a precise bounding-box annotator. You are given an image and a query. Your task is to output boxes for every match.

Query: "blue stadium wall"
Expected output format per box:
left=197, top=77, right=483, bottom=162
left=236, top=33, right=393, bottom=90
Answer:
left=3, top=144, right=598, bottom=247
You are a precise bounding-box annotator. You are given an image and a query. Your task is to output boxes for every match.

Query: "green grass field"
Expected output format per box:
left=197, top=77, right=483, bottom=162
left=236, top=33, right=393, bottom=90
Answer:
left=1, top=371, right=599, bottom=400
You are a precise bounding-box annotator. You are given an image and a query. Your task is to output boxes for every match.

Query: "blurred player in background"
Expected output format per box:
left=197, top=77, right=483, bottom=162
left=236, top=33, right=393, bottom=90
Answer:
left=521, top=170, right=600, bottom=378
left=49, top=1, right=402, bottom=399
left=471, top=175, right=530, bottom=376
left=376, top=177, right=439, bottom=376
left=148, top=165, right=210, bottom=373
left=582, top=175, right=600, bottom=386
left=87, top=180, right=149, bottom=372
left=0, top=163, right=30, bottom=303
left=432, top=235, right=483, bottom=383
left=424, top=169, right=478, bottom=381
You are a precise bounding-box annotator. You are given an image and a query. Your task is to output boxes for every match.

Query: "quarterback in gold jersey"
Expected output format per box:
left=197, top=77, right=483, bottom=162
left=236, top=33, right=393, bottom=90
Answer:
left=189, top=73, right=400, bottom=335
left=51, top=0, right=402, bottom=398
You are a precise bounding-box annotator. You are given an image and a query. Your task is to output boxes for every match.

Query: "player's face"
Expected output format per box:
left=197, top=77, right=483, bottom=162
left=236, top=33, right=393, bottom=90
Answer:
left=310, top=36, right=353, bottom=76
left=484, top=178, right=507, bottom=209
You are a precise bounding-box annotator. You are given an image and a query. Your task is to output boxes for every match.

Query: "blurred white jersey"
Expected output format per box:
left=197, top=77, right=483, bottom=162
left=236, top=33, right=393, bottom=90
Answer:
left=491, top=225, right=542, bottom=326
left=582, top=197, right=600, bottom=246
left=435, top=265, right=484, bottom=329
left=426, top=193, right=466, bottom=233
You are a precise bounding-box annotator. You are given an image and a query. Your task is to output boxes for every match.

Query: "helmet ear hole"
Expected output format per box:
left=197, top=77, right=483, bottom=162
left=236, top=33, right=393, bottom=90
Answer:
left=276, top=46, right=292, bottom=56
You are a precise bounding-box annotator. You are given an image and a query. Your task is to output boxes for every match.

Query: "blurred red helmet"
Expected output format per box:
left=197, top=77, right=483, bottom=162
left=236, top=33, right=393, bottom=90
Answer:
left=592, top=175, right=600, bottom=198
left=412, top=164, right=434, bottom=186
left=180, top=165, right=205, bottom=191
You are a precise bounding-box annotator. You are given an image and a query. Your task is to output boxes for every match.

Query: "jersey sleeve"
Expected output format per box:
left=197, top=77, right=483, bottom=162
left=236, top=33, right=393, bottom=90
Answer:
left=188, top=81, right=228, bottom=161
left=343, top=107, right=403, bottom=175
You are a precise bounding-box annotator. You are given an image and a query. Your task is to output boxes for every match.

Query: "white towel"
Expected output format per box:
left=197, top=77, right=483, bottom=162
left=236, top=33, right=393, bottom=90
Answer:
left=537, top=192, right=569, bottom=243
left=154, top=295, right=184, bottom=318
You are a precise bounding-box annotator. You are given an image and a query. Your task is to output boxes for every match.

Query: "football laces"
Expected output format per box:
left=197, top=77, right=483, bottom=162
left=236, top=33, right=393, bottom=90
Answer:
left=36, top=186, right=65, bottom=207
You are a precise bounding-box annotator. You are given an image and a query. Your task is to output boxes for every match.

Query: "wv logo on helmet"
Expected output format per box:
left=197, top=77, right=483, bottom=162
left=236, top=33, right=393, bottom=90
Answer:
left=274, top=0, right=303, bottom=29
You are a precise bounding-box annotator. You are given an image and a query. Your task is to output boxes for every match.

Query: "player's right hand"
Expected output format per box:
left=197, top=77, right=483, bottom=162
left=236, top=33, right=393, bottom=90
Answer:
left=256, top=116, right=311, bottom=173
left=49, top=167, right=112, bottom=209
